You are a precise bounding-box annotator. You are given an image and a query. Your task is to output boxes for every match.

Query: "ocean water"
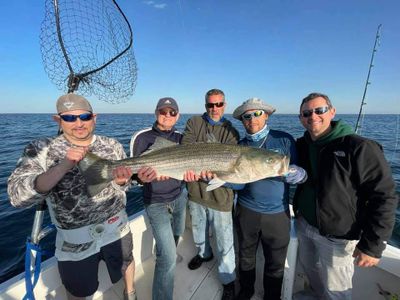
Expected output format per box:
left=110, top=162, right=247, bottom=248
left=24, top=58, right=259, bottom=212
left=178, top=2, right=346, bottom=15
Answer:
left=0, top=113, right=399, bottom=284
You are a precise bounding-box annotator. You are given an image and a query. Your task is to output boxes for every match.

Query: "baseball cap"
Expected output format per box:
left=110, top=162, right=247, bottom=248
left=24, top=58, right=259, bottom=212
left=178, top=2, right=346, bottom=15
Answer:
left=56, top=94, right=93, bottom=114
left=156, top=97, right=179, bottom=112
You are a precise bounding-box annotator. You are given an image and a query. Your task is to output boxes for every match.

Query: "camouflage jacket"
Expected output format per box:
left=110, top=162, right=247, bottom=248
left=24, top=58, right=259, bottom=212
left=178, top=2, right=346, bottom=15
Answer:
left=8, top=134, right=131, bottom=261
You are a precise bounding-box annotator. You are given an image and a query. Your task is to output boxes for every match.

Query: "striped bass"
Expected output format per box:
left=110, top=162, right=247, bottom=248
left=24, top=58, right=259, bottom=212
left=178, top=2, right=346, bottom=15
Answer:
left=78, top=137, right=290, bottom=197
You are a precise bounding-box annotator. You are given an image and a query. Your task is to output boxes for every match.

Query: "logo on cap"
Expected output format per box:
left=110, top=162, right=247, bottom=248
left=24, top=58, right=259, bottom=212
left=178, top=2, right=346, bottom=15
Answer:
left=164, top=99, right=171, bottom=104
left=63, top=102, right=75, bottom=110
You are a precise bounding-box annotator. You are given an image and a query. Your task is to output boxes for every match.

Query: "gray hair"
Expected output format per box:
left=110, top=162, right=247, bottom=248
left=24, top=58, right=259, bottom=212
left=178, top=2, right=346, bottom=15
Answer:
left=205, top=89, right=225, bottom=103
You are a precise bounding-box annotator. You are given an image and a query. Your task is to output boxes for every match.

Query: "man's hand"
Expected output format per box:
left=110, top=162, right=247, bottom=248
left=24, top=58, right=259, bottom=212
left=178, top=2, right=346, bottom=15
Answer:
left=352, top=247, right=380, bottom=267
left=137, top=166, right=158, bottom=183
left=113, top=166, right=133, bottom=186
left=183, top=170, right=214, bottom=182
left=157, top=175, right=171, bottom=181
left=199, top=170, right=214, bottom=181
left=284, top=165, right=307, bottom=185
left=35, top=146, right=89, bottom=193
left=60, top=147, right=89, bottom=170
left=183, top=170, right=200, bottom=182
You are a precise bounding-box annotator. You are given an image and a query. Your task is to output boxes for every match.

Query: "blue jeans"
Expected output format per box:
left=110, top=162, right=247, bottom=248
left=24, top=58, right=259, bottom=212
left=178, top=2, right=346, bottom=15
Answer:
left=188, top=200, right=236, bottom=285
left=145, top=190, right=187, bottom=300
left=295, top=217, right=357, bottom=300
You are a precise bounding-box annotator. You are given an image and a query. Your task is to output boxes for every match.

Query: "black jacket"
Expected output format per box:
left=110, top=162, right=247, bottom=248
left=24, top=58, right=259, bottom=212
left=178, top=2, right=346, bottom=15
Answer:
left=294, top=133, right=398, bottom=258
left=130, top=123, right=183, bottom=204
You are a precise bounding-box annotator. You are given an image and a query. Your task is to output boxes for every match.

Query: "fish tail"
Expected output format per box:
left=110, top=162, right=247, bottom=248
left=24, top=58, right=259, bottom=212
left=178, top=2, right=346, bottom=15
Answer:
left=78, top=152, right=114, bottom=197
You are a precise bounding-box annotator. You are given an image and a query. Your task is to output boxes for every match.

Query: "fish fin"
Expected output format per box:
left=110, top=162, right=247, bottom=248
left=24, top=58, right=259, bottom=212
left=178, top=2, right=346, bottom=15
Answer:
left=140, top=137, right=178, bottom=156
left=206, top=178, right=226, bottom=191
left=211, top=170, right=245, bottom=184
left=78, top=152, right=114, bottom=197
left=206, top=133, right=219, bottom=143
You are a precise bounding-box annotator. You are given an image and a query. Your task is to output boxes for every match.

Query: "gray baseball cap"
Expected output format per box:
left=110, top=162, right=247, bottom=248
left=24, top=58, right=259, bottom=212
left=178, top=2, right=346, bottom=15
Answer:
left=56, top=94, right=93, bottom=114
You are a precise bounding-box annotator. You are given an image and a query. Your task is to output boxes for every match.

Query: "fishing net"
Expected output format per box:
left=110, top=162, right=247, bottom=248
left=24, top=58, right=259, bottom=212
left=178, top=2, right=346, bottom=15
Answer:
left=40, top=0, right=137, bottom=103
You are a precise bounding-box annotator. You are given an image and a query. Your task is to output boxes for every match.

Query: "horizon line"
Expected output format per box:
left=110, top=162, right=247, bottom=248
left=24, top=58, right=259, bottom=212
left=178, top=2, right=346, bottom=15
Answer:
left=0, top=112, right=399, bottom=115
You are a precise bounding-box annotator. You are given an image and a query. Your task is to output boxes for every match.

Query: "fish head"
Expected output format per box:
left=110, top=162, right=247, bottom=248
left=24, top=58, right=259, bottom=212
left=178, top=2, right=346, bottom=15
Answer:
left=248, top=149, right=290, bottom=179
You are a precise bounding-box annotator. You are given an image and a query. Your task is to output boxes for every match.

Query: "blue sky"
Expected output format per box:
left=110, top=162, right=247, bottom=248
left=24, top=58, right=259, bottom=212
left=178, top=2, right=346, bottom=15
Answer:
left=0, top=0, right=399, bottom=114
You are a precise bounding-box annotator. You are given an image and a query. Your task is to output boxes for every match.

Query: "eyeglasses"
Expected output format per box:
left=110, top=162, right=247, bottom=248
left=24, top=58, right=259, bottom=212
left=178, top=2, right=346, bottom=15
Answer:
left=242, top=110, right=265, bottom=121
left=59, top=113, right=94, bottom=122
left=300, top=106, right=330, bottom=118
left=158, top=109, right=178, bottom=117
left=206, top=102, right=225, bottom=109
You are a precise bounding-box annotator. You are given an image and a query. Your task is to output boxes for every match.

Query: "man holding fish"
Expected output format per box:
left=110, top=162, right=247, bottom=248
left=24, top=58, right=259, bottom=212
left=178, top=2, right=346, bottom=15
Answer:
left=232, top=98, right=307, bottom=300
left=181, top=88, right=240, bottom=300
left=8, top=94, right=143, bottom=300
left=75, top=89, right=292, bottom=300
left=129, top=97, right=187, bottom=300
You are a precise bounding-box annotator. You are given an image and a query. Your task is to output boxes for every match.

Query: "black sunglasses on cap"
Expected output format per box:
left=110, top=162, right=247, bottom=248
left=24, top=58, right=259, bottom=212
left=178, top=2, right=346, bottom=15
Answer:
left=300, top=106, right=330, bottom=118
left=206, top=102, right=224, bottom=109
left=59, top=113, right=94, bottom=122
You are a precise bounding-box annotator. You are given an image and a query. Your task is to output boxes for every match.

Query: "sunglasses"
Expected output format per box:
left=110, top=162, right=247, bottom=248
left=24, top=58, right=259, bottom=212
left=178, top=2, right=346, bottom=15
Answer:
left=59, top=113, right=94, bottom=122
left=300, top=106, right=330, bottom=118
left=158, top=109, right=178, bottom=117
left=206, top=102, right=225, bottom=109
left=242, top=110, right=265, bottom=121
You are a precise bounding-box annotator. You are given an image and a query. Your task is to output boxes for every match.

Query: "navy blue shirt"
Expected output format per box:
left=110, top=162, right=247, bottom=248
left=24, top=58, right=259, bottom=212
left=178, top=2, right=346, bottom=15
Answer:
left=130, top=123, right=183, bottom=204
left=237, top=129, right=297, bottom=214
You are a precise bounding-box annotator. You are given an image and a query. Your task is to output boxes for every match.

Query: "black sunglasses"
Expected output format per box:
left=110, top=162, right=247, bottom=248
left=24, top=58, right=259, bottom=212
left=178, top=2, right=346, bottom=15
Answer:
left=59, top=113, right=94, bottom=122
left=158, top=109, right=178, bottom=117
left=206, top=102, right=224, bottom=109
left=300, top=106, right=330, bottom=118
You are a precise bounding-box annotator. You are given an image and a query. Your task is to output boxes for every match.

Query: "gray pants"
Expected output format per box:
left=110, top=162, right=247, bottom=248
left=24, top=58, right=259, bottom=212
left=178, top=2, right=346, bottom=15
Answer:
left=295, top=217, right=357, bottom=300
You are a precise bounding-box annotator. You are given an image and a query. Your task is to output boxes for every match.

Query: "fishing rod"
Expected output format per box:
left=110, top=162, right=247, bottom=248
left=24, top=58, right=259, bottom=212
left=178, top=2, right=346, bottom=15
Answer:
left=354, top=25, right=399, bottom=168
left=355, top=24, right=382, bottom=134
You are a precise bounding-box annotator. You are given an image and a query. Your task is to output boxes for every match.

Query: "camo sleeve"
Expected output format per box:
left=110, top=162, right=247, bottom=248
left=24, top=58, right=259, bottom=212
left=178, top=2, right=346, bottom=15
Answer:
left=8, top=138, right=52, bottom=208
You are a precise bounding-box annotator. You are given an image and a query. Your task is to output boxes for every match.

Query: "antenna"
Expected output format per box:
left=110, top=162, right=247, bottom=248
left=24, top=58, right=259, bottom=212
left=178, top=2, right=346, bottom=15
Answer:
left=355, top=24, right=382, bottom=134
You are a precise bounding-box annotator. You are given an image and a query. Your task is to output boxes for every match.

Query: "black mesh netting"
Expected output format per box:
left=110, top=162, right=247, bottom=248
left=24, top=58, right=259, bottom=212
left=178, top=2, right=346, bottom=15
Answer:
left=40, top=0, right=137, bottom=103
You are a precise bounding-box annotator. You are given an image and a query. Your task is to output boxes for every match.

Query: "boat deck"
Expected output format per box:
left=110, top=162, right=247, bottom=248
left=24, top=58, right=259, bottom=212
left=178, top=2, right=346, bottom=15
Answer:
left=46, top=227, right=240, bottom=300
left=101, top=227, right=226, bottom=300
left=1, top=211, right=400, bottom=300
left=54, top=228, right=400, bottom=300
